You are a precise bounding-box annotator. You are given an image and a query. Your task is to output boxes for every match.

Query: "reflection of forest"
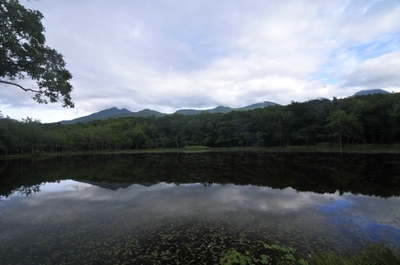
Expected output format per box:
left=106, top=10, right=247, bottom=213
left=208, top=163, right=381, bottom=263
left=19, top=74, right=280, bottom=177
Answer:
left=1, top=152, right=399, bottom=199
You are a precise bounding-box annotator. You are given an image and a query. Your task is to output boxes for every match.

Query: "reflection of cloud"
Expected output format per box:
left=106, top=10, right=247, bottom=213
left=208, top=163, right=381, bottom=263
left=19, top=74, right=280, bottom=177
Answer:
left=0, top=181, right=369, bottom=219
left=41, top=180, right=92, bottom=192
left=2, top=180, right=400, bottom=248
left=316, top=197, right=400, bottom=244
left=206, top=185, right=339, bottom=213
left=340, top=193, right=400, bottom=229
left=4, top=182, right=395, bottom=216
left=316, top=194, right=400, bottom=229
left=2, top=181, right=399, bottom=230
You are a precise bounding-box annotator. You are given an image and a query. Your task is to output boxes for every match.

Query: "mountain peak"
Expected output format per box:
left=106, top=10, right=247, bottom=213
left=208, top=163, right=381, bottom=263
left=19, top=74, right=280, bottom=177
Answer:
left=352, top=89, right=389, bottom=97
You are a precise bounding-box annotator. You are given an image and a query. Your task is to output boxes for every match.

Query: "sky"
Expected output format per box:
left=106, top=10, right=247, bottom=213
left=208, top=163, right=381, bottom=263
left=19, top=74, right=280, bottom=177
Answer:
left=1, top=0, right=400, bottom=123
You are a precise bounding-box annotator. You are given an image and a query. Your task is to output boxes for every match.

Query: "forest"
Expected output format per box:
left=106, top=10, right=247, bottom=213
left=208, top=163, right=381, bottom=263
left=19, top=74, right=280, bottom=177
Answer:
left=0, top=92, right=399, bottom=155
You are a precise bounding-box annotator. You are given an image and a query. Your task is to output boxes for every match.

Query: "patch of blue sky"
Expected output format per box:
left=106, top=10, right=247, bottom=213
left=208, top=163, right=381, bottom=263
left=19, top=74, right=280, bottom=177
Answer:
left=316, top=200, right=400, bottom=245
left=167, top=32, right=229, bottom=72
left=309, top=72, right=342, bottom=85
left=309, top=54, right=343, bottom=84
left=343, top=0, right=400, bottom=17
left=310, top=32, right=400, bottom=84
left=347, top=33, right=400, bottom=62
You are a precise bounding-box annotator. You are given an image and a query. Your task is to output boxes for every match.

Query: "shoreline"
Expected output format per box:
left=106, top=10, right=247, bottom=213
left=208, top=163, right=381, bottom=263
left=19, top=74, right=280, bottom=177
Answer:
left=1, top=144, right=400, bottom=160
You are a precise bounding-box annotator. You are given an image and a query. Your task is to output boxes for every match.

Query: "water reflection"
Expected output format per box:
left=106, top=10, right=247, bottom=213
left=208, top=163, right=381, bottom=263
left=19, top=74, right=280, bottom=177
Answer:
left=316, top=196, right=400, bottom=244
left=1, top=152, right=400, bottom=264
left=3, top=180, right=399, bottom=228
left=1, top=179, right=399, bottom=264
left=1, top=152, right=400, bottom=199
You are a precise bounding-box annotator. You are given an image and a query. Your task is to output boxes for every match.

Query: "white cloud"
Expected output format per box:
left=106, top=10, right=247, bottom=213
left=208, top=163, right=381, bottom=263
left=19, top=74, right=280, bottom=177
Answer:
left=1, top=0, right=400, bottom=122
left=342, top=52, right=400, bottom=87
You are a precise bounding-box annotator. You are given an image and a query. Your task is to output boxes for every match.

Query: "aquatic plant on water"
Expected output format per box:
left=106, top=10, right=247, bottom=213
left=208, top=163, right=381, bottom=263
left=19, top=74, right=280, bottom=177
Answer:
left=219, top=243, right=308, bottom=265
left=311, top=244, right=400, bottom=265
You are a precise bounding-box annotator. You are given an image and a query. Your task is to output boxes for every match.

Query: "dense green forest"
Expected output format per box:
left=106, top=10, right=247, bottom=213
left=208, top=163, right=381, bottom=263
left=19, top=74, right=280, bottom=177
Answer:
left=1, top=93, right=399, bottom=155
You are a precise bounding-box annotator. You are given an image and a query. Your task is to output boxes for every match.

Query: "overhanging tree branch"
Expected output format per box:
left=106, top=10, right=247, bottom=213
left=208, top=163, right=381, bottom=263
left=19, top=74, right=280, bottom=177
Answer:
left=0, top=79, right=40, bottom=93
left=0, top=0, right=74, bottom=108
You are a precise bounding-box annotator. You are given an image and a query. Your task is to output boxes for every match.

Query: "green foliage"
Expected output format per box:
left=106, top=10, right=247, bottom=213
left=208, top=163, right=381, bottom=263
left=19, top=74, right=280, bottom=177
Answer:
left=0, top=0, right=74, bottom=107
left=220, top=249, right=254, bottom=265
left=326, top=109, right=362, bottom=148
left=1, top=92, right=400, bottom=155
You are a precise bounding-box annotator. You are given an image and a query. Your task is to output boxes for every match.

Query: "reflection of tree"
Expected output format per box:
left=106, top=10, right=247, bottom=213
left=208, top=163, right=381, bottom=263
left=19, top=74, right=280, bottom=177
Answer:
left=202, top=182, right=212, bottom=187
left=16, top=184, right=41, bottom=196
left=0, top=163, right=6, bottom=176
left=1, top=153, right=400, bottom=198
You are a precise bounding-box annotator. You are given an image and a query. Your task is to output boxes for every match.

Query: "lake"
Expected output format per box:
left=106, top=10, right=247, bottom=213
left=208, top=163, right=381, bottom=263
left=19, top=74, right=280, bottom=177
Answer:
left=1, top=152, right=399, bottom=264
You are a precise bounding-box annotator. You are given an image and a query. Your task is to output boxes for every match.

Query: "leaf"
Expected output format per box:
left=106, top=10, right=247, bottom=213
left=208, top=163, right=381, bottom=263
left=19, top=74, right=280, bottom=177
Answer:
left=298, top=258, right=308, bottom=265
left=284, top=253, right=295, bottom=261
left=260, top=254, right=270, bottom=264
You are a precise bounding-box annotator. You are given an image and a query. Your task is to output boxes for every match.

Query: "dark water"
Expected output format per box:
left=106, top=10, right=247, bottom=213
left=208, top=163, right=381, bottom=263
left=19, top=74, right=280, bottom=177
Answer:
left=0, top=152, right=399, bottom=264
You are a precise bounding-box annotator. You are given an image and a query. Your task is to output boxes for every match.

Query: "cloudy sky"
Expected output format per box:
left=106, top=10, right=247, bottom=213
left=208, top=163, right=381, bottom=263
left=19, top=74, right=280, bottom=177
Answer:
left=1, top=0, right=400, bottom=123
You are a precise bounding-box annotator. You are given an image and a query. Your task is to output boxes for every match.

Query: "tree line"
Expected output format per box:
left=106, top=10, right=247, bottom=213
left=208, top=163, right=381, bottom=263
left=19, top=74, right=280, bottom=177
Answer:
left=1, top=92, right=399, bottom=155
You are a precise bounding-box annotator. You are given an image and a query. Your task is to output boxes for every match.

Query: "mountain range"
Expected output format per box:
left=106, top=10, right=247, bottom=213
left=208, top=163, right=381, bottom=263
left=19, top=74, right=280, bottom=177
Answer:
left=60, top=89, right=389, bottom=125
left=60, top=101, right=277, bottom=124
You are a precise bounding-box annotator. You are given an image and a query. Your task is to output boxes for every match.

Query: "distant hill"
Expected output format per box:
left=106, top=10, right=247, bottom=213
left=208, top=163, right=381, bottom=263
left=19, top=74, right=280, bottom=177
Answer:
left=60, top=107, right=165, bottom=125
left=175, top=106, right=232, bottom=115
left=237, top=101, right=277, bottom=111
left=134, top=109, right=166, bottom=118
left=59, top=89, right=389, bottom=124
left=352, top=89, right=389, bottom=97
left=60, top=101, right=277, bottom=124
left=175, top=101, right=277, bottom=115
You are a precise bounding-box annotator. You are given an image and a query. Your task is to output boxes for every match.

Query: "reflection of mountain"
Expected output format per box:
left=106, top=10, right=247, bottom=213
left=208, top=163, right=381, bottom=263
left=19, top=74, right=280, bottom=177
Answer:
left=78, top=180, right=156, bottom=191
left=79, top=180, right=132, bottom=191
left=1, top=152, right=400, bottom=198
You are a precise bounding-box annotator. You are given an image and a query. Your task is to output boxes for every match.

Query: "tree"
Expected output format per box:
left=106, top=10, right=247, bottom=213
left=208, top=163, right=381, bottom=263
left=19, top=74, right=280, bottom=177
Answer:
left=325, top=109, right=362, bottom=150
left=0, top=0, right=74, bottom=107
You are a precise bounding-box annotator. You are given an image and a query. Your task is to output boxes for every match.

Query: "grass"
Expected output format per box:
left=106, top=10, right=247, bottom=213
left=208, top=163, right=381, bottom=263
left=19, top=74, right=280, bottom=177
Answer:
left=1, top=144, right=400, bottom=160
left=183, top=145, right=212, bottom=151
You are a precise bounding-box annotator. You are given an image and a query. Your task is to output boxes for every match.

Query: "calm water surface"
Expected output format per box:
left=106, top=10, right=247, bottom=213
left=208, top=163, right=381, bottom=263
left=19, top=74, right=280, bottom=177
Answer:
left=0, top=152, right=399, bottom=264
